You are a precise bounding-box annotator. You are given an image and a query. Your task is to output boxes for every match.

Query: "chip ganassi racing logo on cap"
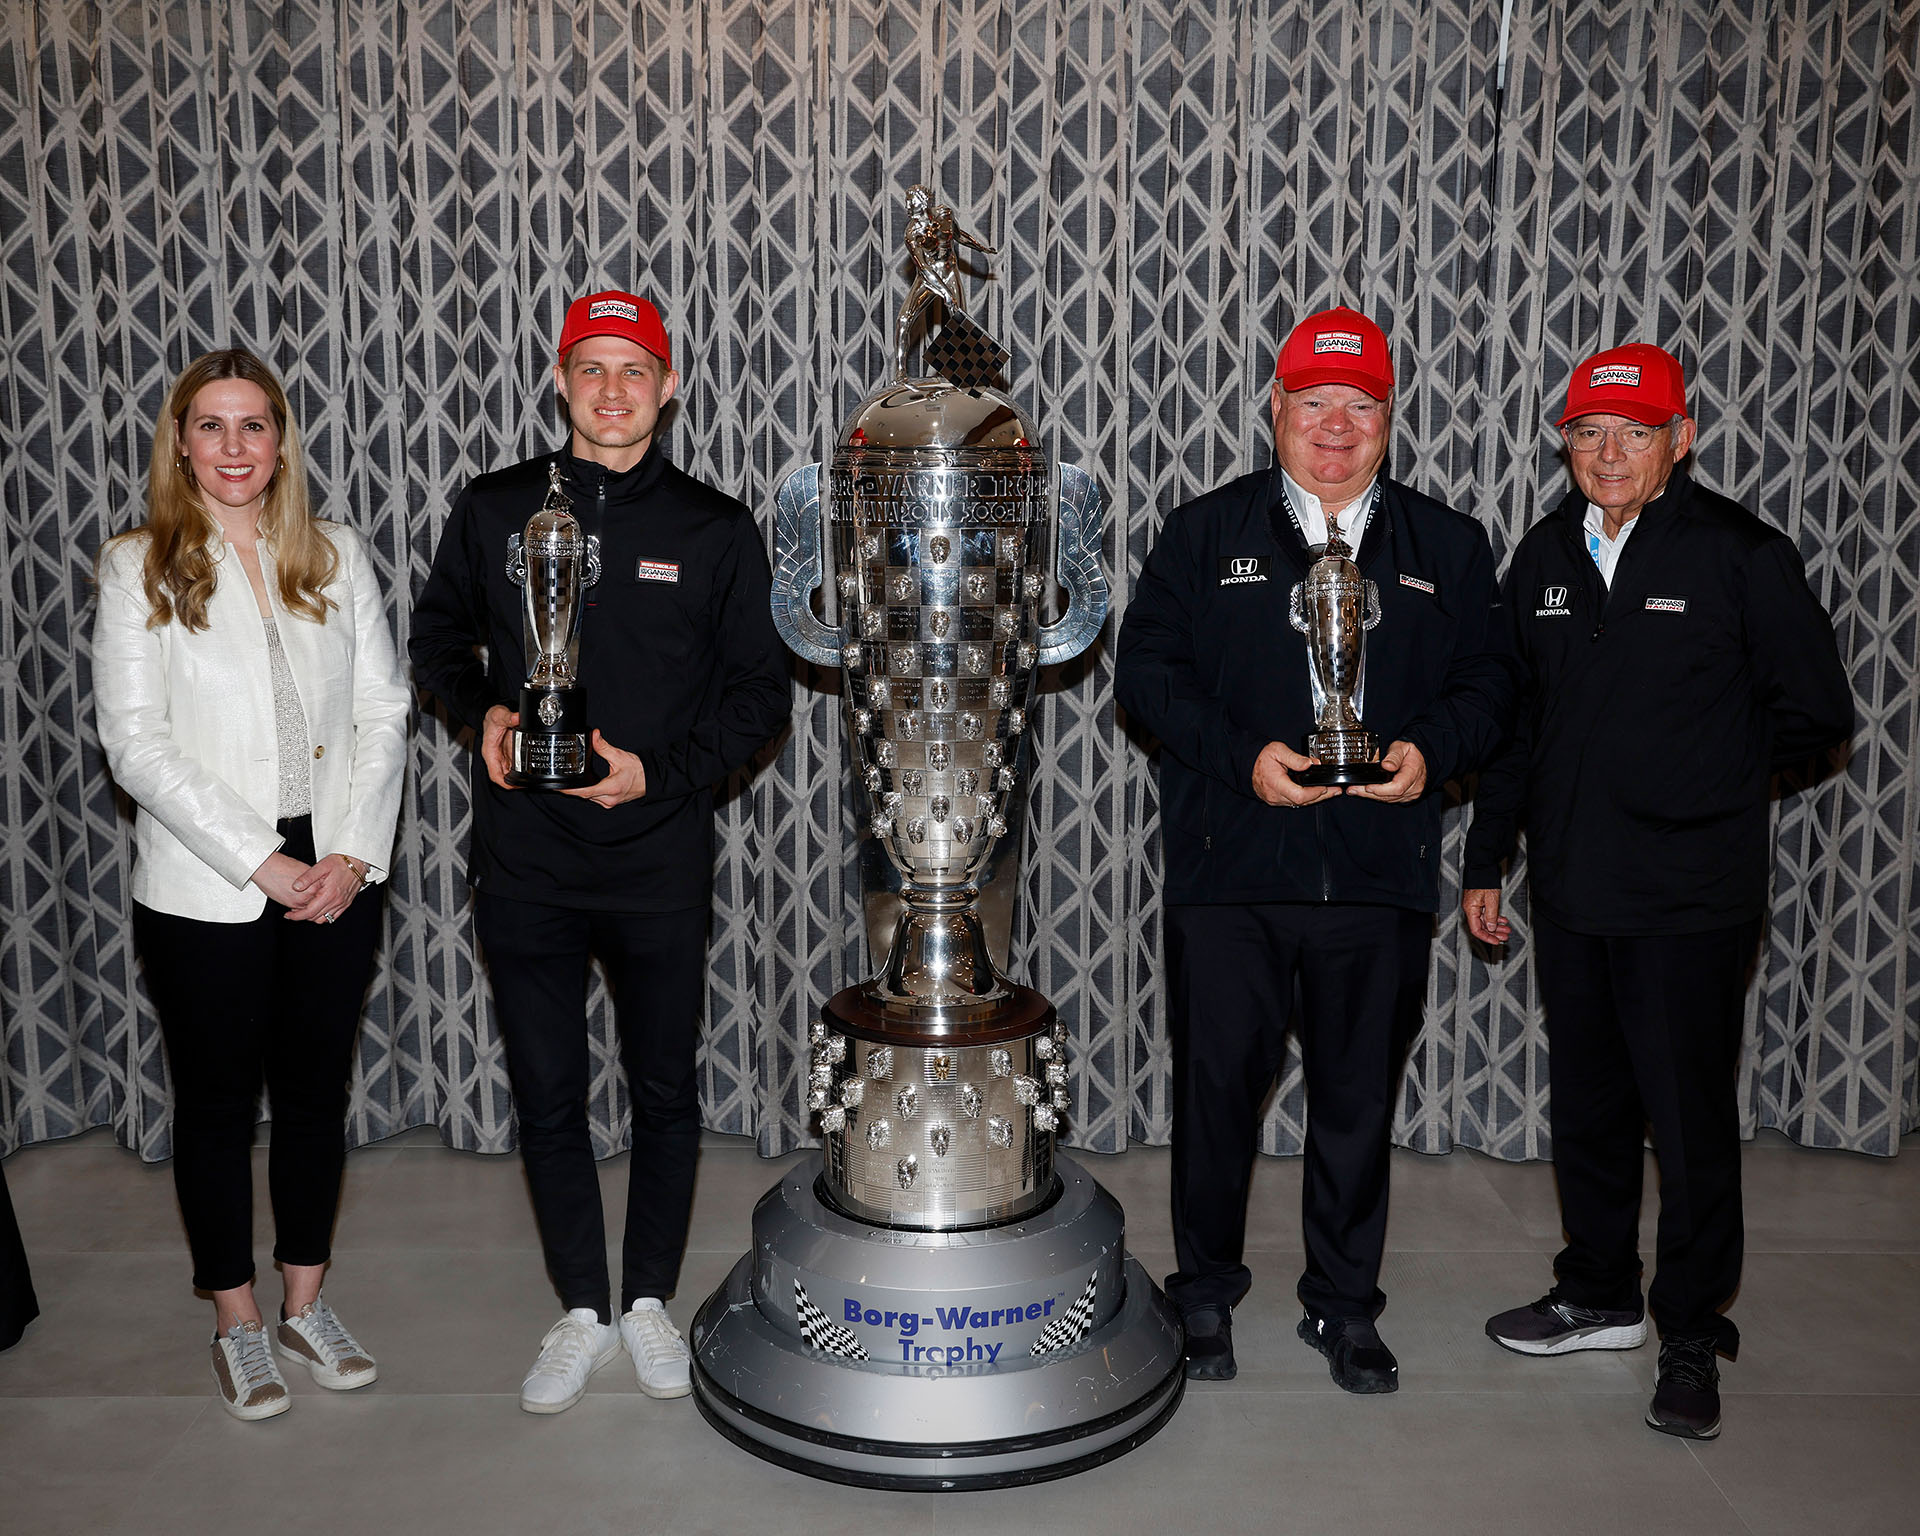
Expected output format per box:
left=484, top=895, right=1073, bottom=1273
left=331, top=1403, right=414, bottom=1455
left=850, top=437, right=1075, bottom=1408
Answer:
left=1590, top=363, right=1642, bottom=387
left=589, top=298, right=640, bottom=322
left=1313, top=331, right=1365, bottom=356
left=1536, top=584, right=1572, bottom=617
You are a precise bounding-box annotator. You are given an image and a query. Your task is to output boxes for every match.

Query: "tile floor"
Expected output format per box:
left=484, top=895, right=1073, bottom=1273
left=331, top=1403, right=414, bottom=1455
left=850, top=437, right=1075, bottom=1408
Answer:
left=3, top=1128, right=1916, bottom=1535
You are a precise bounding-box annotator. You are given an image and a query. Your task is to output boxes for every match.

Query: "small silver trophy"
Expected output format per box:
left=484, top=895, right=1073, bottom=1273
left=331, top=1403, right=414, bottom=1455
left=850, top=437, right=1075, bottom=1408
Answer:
left=1288, top=525, right=1390, bottom=786
left=504, top=462, right=602, bottom=788
left=691, top=185, right=1185, bottom=1489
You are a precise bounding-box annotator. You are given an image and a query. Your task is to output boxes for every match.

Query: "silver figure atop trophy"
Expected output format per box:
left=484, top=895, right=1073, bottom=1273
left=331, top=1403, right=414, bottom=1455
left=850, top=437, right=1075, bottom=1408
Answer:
left=1288, top=521, right=1391, bottom=786
left=692, top=188, right=1184, bottom=1488
left=504, top=461, right=602, bottom=788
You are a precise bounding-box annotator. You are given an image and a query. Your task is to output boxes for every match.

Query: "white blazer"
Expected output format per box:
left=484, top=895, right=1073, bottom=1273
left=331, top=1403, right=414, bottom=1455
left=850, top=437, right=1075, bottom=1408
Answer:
left=92, top=523, right=411, bottom=923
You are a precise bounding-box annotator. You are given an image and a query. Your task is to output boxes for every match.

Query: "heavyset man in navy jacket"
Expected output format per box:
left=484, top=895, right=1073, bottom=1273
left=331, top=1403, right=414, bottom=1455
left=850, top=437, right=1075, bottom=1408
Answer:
left=1464, top=345, right=1852, bottom=1441
left=1117, top=308, right=1514, bottom=1392
left=411, top=292, right=788, bottom=1414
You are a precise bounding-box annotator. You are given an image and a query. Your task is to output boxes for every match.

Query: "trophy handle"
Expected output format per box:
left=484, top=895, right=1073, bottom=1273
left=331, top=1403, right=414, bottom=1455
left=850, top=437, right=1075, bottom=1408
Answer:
left=1288, top=581, right=1310, bottom=634
left=1035, top=464, right=1111, bottom=667
left=1362, top=579, right=1382, bottom=629
left=505, top=532, right=527, bottom=587
left=769, top=462, right=844, bottom=667
left=583, top=534, right=602, bottom=588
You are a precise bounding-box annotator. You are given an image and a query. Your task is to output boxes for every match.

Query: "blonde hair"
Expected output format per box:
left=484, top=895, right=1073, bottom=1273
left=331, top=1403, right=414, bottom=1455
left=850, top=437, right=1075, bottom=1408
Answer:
left=111, top=348, right=337, bottom=632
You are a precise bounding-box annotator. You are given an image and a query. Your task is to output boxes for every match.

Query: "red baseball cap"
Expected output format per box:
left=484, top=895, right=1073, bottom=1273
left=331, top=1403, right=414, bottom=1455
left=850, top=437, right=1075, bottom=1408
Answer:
left=1274, top=306, right=1394, bottom=399
left=1558, top=343, right=1687, bottom=426
left=556, top=290, right=671, bottom=367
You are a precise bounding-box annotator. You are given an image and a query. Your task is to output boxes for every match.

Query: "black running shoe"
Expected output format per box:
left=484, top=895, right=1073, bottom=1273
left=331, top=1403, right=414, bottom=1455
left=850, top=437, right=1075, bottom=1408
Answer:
left=1182, top=1305, right=1235, bottom=1381
left=1298, top=1312, right=1398, bottom=1394
left=1646, top=1336, right=1721, bottom=1440
left=1486, top=1290, right=1648, bottom=1356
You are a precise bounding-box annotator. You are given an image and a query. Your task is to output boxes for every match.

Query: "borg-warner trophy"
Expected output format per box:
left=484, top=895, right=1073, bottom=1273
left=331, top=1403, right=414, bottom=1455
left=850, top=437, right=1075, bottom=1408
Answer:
left=1288, top=519, right=1391, bottom=787
left=505, top=462, right=602, bottom=789
left=690, top=189, right=1185, bottom=1489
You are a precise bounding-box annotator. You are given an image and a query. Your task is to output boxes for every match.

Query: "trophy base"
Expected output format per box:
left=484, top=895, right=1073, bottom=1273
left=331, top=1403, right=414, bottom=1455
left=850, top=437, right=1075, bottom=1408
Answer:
left=1294, top=759, right=1393, bottom=788
left=505, top=685, right=601, bottom=790
left=690, top=1153, right=1186, bottom=1490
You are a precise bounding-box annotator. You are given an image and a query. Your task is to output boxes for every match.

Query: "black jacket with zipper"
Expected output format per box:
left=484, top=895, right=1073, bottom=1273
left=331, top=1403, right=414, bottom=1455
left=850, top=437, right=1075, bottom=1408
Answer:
left=1116, top=464, right=1515, bottom=912
left=409, top=442, right=789, bottom=911
left=1462, top=470, right=1853, bottom=935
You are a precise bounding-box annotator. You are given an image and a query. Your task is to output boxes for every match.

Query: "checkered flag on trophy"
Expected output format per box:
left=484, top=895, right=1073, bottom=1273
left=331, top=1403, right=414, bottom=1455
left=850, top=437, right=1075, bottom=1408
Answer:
left=925, top=311, right=1010, bottom=391
left=793, top=1279, right=871, bottom=1360
left=1029, top=1271, right=1100, bottom=1356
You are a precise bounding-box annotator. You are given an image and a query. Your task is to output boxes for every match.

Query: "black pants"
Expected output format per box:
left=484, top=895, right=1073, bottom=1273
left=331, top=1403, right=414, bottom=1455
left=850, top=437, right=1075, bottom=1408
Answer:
left=0, top=1156, right=37, bottom=1350
left=1165, top=901, right=1430, bottom=1321
left=1534, top=915, right=1760, bottom=1350
left=474, top=892, right=709, bottom=1323
left=133, top=817, right=382, bottom=1293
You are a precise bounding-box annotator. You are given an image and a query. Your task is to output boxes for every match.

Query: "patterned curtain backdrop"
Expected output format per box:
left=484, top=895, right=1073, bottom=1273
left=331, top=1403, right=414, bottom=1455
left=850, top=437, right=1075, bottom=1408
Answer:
left=1, top=1, right=1913, bottom=1163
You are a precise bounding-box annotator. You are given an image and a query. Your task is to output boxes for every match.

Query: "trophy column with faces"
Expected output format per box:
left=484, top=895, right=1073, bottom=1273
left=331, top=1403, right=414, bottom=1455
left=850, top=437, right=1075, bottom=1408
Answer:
left=688, top=189, right=1185, bottom=1489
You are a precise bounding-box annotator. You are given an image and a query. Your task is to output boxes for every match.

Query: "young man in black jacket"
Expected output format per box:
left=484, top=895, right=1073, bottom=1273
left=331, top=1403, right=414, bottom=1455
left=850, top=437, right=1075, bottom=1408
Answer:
left=1117, top=308, right=1514, bottom=1392
left=410, top=292, right=789, bottom=1413
left=1463, top=344, right=1852, bottom=1441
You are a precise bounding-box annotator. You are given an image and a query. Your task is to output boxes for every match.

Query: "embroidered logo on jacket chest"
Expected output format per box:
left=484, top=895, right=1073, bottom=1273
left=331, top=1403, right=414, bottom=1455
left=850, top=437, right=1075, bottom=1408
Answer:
left=635, top=558, right=680, bottom=584
left=1218, top=555, right=1270, bottom=586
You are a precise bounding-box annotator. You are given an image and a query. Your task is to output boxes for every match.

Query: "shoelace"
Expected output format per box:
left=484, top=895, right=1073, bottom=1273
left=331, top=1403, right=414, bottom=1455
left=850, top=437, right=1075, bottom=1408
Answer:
left=291, top=1299, right=360, bottom=1365
left=1658, top=1341, right=1719, bottom=1391
left=535, top=1317, right=600, bottom=1374
left=225, top=1323, right=280, bottom=1395
left=625, top=1309, right=688, bottom=1368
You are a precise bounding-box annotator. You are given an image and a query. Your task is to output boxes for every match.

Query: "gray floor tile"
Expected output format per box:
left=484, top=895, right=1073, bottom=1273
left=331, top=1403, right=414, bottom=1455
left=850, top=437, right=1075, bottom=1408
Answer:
left=0, top=1250, right=213, bottom=1398
left=0, top=1397, right=209, bottom=1536
left=1739, top=1134, right=1920, bottom=1253
left=936, top=1389, right=1749, bottom=1536
left=1690, top=1394, right=1920, bottom=1536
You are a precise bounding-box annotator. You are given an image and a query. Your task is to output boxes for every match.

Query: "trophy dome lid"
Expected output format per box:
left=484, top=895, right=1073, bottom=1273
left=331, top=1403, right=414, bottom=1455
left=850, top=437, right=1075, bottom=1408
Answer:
left=838, top=379, right=1042, bottom=454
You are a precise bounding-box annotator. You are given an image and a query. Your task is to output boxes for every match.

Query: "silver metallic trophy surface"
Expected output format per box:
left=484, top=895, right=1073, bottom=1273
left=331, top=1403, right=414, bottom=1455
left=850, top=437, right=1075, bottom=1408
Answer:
left=691, top=188, right=1185, bottom=1489
left=504, top=461, right=603, bottom=788
left=1288, top=524, right=1391, bottom=787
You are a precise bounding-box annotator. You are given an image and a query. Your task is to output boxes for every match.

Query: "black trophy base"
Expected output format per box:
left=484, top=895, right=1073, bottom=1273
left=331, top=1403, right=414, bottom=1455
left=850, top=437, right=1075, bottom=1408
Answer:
left=1295, top=759, right=1393, bottom=788
left=506, top=685, right=601, bottom=790
left=1295, top=731, right=1393, bottom=788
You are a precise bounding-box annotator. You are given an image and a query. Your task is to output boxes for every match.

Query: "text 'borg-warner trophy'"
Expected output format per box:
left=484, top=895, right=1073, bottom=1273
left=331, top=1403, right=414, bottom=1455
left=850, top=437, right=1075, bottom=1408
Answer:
left=689, top=185, right=1185, bottom=1490
left=505, top=462, right=602, bottom=789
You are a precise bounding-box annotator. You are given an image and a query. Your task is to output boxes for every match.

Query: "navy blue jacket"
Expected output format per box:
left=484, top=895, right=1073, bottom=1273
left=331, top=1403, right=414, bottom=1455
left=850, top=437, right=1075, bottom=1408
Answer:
left=1117, top=466, right=1515, bottom=911
left=1462, top=472, right=1853, bottom=934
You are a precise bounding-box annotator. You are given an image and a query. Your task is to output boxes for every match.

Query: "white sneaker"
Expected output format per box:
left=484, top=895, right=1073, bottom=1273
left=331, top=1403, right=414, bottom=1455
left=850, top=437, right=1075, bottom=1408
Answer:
left=277, top=1295, right=378, bottom=1390
left=619, top=1298, right=692, bottom=1399
left=519, top=1308, right=620, bottom=1414
left=211, top=1319, right=291, bottom=1422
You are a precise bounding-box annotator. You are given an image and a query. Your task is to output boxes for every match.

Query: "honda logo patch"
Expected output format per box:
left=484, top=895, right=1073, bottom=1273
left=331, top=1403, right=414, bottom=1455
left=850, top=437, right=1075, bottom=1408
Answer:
left=1219, top=555, right=1269, bottom=586
left=1536, top=584, right=1572, bottom=617
left=1645, top=596, right=1687, bottom=613
left=635, top=558, right=680, bottom=583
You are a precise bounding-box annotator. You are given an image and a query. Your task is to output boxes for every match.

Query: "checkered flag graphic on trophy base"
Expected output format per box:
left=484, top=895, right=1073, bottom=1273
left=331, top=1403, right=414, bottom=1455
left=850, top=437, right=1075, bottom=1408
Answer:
left=925, top=311, right=1010, bottom=391
left=794, top=1279, right=871, bottom=1360
left=1030, top=1271, right=1100, bottom=1355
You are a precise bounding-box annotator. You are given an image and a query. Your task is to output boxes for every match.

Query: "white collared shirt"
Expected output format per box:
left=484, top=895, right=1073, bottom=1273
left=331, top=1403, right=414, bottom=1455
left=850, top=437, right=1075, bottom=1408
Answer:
left=1281, top=469, right=1376, bottom=552
left=1583, top=503, right=1639, bottom=587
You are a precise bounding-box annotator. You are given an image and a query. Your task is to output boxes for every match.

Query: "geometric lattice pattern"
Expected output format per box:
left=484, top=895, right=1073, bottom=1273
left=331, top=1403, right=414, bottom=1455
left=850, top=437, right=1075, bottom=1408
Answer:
left=1, top=3, right=1913, bottom=1169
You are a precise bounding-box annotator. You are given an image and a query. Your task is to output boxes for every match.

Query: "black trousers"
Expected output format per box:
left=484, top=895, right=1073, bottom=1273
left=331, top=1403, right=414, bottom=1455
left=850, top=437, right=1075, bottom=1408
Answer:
left=1534, top=914, right=1760, bottom=1350
left=0, top=1155, right=37, bottom=1350
left=133, top=817, right=382, bottom=1293
left=1165, top=901, right=1430, bottom=1321
left=473, top=892, right=709, bottom=1323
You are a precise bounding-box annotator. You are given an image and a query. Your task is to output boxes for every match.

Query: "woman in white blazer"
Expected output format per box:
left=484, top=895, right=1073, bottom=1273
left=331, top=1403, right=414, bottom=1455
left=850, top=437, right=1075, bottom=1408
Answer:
left=93, top=348, right=409, bottom=1421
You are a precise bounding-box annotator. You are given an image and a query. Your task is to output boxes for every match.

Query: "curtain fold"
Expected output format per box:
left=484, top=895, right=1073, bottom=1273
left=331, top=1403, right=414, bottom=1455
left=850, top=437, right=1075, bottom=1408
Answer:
left=1, top=0, right=1913, bottom=1162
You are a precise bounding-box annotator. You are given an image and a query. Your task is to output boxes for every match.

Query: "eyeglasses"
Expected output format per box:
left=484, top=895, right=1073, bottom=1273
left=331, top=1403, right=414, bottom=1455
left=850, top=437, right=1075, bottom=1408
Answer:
left=1563, top=422, right=1670, bottom=453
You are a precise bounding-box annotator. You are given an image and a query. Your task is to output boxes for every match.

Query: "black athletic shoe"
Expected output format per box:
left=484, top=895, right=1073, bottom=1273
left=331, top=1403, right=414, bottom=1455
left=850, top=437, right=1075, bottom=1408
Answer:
left=1182, top=1305, right=1236, bottom=1381
left=1486, top=1290, right=1648, bottom=1356
left=1298, top=1312, right=1398, bottom=1394
left=1646, top=1336, right=1721, bottom=1440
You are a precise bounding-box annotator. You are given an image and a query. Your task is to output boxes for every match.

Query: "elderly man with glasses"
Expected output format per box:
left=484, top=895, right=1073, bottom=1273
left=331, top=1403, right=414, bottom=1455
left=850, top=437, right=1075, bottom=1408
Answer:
left=1461, top=343, right=1852, bottom=1441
